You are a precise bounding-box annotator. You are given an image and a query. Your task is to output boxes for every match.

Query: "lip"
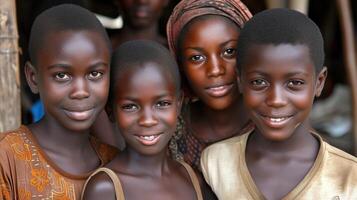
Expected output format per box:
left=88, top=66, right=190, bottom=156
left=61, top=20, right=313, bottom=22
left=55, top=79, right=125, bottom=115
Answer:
left=205, top=83, right=234, bottom=97
left=134, top=133, right=163, bottom=146
left=63, top=108, right=94, bottom=121
left=259, top=114, right=293, bottom=128
left=133, top=7, right=150, bottom=18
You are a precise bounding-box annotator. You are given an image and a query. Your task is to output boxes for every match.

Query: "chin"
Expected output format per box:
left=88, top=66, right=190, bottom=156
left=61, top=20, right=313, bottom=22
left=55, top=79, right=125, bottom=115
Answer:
left=204, top=98, right=234, bottom=111
left=260, top=130, right=294, bottom=142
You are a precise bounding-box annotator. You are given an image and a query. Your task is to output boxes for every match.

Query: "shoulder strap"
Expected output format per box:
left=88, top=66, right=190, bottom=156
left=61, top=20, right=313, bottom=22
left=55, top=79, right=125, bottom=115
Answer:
left=82, top=167, right=125, bottom=200
left=178, top=161, right=203, bottom=200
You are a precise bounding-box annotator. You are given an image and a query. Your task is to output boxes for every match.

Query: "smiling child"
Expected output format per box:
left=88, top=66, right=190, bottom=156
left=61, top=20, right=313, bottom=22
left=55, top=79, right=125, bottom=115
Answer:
left=82, top=40, right=203, bottom=200
left=0, top=4, right=117, bottom=200
left=201, top=8, right=357, bottom=200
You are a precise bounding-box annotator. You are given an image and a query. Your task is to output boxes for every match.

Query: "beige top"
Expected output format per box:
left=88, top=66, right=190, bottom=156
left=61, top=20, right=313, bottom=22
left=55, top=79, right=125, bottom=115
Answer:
left=82, top=161, right=203, bottom=200
left=0, top=125, right=117, bottom=200
left=201, top=127, right=357, bottom=200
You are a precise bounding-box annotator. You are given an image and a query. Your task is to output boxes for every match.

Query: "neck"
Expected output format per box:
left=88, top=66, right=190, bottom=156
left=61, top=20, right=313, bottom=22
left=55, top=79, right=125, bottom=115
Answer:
left=28, top=116, right=91, bottom=155
left=190, top=96, right=249, bottom=140
left=119, top=146, right=170, bottom=177
left=249, top=121, right=318, bottom=154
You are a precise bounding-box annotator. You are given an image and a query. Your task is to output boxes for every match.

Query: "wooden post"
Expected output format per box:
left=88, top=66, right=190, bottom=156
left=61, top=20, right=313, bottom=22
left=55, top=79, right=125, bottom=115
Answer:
left=336, top=0, right=357, bottom=155
left=0, top=0, right=20, bottom=132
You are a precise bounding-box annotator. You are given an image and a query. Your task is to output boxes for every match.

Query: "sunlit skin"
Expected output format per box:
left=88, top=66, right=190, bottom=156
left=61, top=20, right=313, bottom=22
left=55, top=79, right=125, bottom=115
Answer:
left=239, top=44, right=327, bottom=200
left=24, top=30, right=110, bottom=174
left=82, top=63, right=201, bottom=200
left=111, top=0, right=168, bottom=48
left=179, top=15, right=248, bottom=142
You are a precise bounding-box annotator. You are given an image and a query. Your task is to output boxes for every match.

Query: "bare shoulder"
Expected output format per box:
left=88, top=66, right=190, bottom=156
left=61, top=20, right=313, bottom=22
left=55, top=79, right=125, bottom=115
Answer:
left=82, top=171, right=116, bottom=200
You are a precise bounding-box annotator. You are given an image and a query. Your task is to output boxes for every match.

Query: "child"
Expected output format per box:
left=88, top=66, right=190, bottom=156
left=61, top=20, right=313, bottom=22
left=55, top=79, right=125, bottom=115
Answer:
left=0, top=4, right=117, bottom=200
left=166, top=0, right=252, bottom=171
left=201, top=8, right=357, bottom=199
left=110, top=0, right=169, bottom=48
left=81, top=40, right=203, bottom=200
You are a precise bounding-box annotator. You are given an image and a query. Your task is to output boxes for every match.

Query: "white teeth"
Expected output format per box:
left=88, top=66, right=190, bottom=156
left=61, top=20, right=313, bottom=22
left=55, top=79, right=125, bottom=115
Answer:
left=211, top=86, right=225, bottom=91
left=269, top=117, right=286, bottom=122
left=140, top=135, right=156, bottom=141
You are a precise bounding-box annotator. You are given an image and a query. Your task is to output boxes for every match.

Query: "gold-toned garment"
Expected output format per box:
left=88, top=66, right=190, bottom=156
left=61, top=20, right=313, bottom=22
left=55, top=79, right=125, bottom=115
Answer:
left=0, top=125, right=117, bottom=200
left=201, top=127, right=357, bottom=200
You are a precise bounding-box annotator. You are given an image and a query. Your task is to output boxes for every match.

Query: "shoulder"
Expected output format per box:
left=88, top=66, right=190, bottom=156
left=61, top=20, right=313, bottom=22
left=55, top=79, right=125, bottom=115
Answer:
left=201, top=133, right=246, bottom=162
left=325, top=142, right=357, bottom=166
left=0, top=125, right=30, bottom=154
left=82, top=169, right=117, bottom=200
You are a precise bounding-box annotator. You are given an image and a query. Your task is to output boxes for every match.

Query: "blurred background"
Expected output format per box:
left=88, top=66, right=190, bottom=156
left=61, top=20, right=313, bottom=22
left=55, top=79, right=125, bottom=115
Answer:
left=5, top=0, right=357, bottom=154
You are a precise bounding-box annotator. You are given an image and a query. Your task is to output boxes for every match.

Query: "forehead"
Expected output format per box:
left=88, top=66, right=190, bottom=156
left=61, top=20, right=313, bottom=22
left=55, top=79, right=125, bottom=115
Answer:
left=181, top=15, right=239, bottom=45
left=242, top=44, right=314, bottom=75
left=115, top=62, right=176, bottom=97
left=36, top=31, right=110, bottom=65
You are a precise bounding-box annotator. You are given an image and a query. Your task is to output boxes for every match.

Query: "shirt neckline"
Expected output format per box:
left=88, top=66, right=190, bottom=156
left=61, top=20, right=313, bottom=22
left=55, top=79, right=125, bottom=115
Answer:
left=239, top=128, right=326, bottom=199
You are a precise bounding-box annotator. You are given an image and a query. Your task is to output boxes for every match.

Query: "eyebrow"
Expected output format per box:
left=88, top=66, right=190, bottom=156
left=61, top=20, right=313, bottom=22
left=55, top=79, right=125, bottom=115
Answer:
left=47, top=61, right=109, bottom=70
left=121, top=93, right=173, bottom=101
left=245, top=70, right=310, bottom=77
left=184, top=39, right=238, bottom=51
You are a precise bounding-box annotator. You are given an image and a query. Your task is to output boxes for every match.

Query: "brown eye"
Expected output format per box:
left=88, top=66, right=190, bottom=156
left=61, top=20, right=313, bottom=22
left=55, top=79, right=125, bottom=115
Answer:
left=250, top=79, right=269, bottom=90
left=287, top=80, right=305, bottom=89
left=54, top=72, right=70, bottom=81
left=155, top=100, right=172, bottom=109
left=121, top=104, right=139, bottom=112
left=88, top=71, right=103, bottom=80
left=189, top=55, right=205, bottom=62
left=223, top=48, right=236, bottom=57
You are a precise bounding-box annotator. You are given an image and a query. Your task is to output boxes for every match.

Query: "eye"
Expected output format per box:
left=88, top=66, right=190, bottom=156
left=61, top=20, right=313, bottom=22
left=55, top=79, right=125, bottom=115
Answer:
left=54, top=72, right=70, bottom=81
left=250, top=79, right=269, bottom=90
left=287, top=80, right=305, bottom=89
left=88, top=71, right=103, bottom=80
left=121, top=104, right=139, bottom=112
left=223, top=48, right=237, bottom=58
left=155, top=100, right=172, bottom=109
left=189, top=55, right=205, bottom=62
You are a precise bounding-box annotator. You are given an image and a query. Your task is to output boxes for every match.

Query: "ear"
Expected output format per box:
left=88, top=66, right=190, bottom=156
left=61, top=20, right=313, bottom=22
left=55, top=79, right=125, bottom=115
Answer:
left=24, top=61, right=39, bottom=94
left=314, top=66, right=328, bottom=97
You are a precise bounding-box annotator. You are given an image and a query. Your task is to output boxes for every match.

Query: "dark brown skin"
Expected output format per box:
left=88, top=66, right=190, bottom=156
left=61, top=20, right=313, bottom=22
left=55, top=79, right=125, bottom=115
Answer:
left=239, top=44, right=327, bottom=200
left=83, top=63, right=200, bottom=199
left=110, top=0, right=168, bottom=48
left=179, top=15, right=249, bottom=144
left=24, top=30, right=111, bottom=174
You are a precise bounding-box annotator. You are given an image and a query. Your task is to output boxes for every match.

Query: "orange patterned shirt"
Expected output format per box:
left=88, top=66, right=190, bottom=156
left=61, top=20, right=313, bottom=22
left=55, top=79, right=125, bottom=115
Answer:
left=0, top=125, right=117, bottom=200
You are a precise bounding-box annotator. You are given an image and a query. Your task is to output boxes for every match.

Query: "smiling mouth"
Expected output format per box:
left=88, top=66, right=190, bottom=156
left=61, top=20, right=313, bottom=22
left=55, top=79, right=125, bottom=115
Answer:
left=205, top=83, right=234, bottom=97
left=260, top=114, right=293, bottom=128
left=63, top=109, right=94, bottom=121
left=135, top=133, right=162, bottom=146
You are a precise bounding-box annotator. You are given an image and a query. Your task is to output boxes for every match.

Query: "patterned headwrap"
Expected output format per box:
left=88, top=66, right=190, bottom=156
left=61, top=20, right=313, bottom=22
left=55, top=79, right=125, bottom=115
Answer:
left=167, top=0, right=252, bottom=56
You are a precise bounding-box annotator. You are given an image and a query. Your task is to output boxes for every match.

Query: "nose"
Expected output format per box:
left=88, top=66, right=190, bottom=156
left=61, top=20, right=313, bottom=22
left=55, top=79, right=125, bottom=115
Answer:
left=206, top=55, right=225, bottom=77
left=266, top=84, right=287, bottom=108
left=69, top=78, right=90, bottom=99
left=138, top=106, right=158, bottom=127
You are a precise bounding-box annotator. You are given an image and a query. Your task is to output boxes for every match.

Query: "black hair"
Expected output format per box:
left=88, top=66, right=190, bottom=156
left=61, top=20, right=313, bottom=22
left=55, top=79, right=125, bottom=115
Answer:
left=109, top=40, right=181, bottom=103
left=28, top=4, right=111, bottom=66
left=236, top=8, right=324, bottom=72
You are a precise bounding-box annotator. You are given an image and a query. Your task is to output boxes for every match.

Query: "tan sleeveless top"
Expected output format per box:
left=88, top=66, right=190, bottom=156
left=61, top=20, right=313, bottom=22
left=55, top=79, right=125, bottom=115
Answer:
left=82, top=161, right=203, bottom=200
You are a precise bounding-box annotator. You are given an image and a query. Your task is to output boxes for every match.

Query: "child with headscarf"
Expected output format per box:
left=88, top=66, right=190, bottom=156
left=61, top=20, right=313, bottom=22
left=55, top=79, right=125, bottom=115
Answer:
left=166, top=0, right=252, bottom=171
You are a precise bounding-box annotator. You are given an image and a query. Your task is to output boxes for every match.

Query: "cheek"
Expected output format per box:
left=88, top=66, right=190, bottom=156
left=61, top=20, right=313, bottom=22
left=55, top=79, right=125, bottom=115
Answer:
left=290, top=90, right=315, bottom=110
left=91, top=80, right=109, bottom=100
left=183, top=67, right=206, bottom=89
left=158, top=108, right=178, bottom=128
left=116, top=111, right=136, bottom=131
